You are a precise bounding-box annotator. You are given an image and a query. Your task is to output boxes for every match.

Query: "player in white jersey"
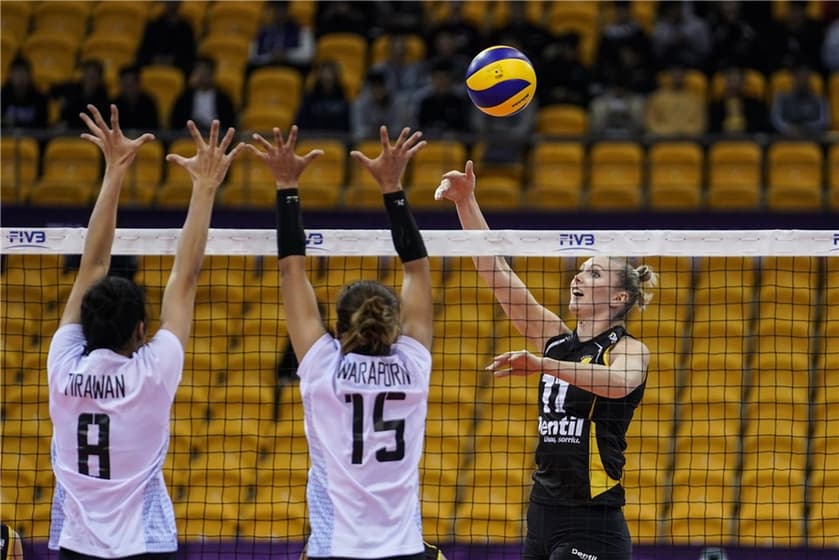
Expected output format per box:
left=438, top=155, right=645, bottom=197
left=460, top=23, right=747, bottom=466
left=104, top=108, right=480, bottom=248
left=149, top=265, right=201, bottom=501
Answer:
left=47, top=107, right=245, bottom=560
left=247, top=125, right=433, bottom=559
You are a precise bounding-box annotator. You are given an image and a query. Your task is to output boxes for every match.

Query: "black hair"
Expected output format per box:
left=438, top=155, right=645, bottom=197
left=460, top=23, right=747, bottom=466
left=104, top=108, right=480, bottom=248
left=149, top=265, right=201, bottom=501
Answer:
left=81, top=276, right=146, bottom=354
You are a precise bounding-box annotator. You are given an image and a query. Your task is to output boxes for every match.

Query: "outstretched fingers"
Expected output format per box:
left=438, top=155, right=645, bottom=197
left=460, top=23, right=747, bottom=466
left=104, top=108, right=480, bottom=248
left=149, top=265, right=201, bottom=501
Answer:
left=165, top=153, right=190, bottom=169
left=251, top=133, right=275, bottom=154
left=393, top=126, right=411, bottom=148
left=301, top=148, right=324, bottom=165
left=285, top=125, right=299, bottom=148
left=218, top=127, right=236, bottom=153
left=186, top=120, right=206, bottom=148
left=87, top=104, right=109, bottom=132
left=464, top=159, right=475, bottom=179
left=208, top=120, right=220, bottom=149
left=350, top=150, right=372, bottom=168
left=109, top=104, right=120, bottom=133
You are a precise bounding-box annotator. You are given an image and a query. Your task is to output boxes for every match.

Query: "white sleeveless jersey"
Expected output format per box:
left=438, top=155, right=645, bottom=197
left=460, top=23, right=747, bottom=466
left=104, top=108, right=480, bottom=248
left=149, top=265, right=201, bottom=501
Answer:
left=47, top=324, right=183, bottom=558
left=298, top=334, right=432, bottom=558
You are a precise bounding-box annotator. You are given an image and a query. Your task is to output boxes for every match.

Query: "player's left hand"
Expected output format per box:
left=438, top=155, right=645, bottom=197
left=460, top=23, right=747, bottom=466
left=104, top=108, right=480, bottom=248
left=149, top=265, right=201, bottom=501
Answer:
left=486, top=350, right=543, bottom=377
left=247, top=125, right=323, bottom=189
left=350, top=126, right=426, bottom=193
left=79, top=104, right=155, bottom=170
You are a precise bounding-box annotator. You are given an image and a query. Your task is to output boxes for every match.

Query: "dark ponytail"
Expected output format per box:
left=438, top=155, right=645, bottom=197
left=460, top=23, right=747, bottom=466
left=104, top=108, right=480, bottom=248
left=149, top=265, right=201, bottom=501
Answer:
left=336, top=280, right=400, bottom=355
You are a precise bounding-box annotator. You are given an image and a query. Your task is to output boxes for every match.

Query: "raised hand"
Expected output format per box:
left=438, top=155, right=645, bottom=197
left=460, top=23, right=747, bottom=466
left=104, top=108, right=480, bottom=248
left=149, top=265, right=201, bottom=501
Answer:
left=79, top=104, right=155, bottom=169
left=246, top=125, right=323, bottom=189
left=486, top=350, right=543, bottom=378
left=434, top=159, right=476, bottom=203
left=166, top=120, right=246, bottom=191
left=350, top=126, right=426, bottom=193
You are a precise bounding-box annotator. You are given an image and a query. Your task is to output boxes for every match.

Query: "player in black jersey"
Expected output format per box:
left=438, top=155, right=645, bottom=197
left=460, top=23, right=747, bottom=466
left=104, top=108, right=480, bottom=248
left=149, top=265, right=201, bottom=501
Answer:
left=436, top=161, right=657, bottom=560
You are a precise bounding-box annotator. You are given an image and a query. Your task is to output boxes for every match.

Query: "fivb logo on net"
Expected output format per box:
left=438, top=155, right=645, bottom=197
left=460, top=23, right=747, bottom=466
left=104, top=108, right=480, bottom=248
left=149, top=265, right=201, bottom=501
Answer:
left=556, top=232, right=596, bottom=252
left=305, top=231, right=326, bottom=251
left=4, top=229, right=48, bottom=250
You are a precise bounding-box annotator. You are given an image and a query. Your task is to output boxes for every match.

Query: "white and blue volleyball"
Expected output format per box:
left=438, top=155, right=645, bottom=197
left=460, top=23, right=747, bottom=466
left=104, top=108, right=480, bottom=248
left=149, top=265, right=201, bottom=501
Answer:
left=465, top=45, right=537, bottom=117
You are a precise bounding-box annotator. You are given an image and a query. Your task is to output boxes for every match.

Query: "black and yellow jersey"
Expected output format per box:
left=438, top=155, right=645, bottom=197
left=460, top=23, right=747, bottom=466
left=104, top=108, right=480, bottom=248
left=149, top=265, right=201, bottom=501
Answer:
left=530, top=325, right=646, bottom=507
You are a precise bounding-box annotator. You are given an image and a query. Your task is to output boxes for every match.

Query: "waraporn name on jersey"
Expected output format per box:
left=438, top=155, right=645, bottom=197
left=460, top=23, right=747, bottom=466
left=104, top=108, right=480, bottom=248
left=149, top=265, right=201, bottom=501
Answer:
left=337, top=359, right=413, bottom=387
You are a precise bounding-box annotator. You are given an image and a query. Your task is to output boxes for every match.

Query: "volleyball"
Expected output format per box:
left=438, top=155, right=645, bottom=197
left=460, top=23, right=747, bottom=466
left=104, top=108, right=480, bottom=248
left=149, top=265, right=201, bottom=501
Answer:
left=465, top=45, right=537, bottom=117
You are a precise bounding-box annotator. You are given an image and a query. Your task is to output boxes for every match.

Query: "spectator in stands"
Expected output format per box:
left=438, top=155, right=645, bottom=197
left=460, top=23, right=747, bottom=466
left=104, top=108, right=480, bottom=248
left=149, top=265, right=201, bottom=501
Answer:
left=55, top=60, right=110, bottom=130
left=589, top=77, right=646, bottom=138
left=249, top=1, right=314, bottom=73
left=645, top=65, right=706, bottom=136
left=1, top=57, right=48, bottom=129
left=371, top=34, right=426, bottom=97
left=426, top=30, right=471, bottom=86
left=596, top=0, right=652, bottom=87
left=491, top=1, right=553, bottom=65
left=770, top=65, right=830, bottom=135
left=427, top=1, right=482, bottom=59
left=351, top=69, right=400, bottom=142
left=170, top=57, right=236, bottom=131
left=708, top=66, right=768, bottom=134
left=136, top=0, right=196, bottom=76
left=709, top=1, right=761, bottom=70
left=471, top=90, right=536, bottom=165
left=315, top=1, right=370, bottom=37
left=822, top=18, right=839, bottom=72
left=296, top=61, right=350, bottom=133
left=112, top=65, right=159, bottom=131
left=537, top=33, right=592, bottom=108
left=766, top=0, right=824, bottom=71
left=416, top=60, right=471, bottom=136
left=651, top=1, right=711, bottom=70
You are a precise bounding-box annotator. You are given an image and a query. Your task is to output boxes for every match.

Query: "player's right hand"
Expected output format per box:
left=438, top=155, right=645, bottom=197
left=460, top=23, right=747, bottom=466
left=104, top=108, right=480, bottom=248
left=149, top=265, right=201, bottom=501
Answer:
left=434, top=159, right=476, bottom=203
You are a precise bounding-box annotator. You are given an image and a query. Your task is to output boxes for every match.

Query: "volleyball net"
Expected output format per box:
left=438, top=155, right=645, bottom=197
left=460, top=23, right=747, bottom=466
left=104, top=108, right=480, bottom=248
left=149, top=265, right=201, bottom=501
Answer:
left=1, top=228, right=837, bottom=554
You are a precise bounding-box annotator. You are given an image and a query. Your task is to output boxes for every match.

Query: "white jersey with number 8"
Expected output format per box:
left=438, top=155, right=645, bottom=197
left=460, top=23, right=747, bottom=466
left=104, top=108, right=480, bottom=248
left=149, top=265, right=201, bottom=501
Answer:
left=297, top=333, right=432, bottom=558
left=47, top=324, right=183, bottom=558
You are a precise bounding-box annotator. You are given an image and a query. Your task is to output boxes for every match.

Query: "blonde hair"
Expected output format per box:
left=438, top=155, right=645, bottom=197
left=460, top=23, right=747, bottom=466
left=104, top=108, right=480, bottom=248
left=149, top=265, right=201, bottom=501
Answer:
left=336, top=280, right=400, bottom=355
left=610, top=258, right=658, bottom=317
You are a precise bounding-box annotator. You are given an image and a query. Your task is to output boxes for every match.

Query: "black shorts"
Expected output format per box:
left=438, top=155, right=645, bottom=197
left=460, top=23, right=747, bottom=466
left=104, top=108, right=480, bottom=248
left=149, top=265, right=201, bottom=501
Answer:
left=59, top=549, right=177, bottom=560
left=522, top=501, right=632, bottom=560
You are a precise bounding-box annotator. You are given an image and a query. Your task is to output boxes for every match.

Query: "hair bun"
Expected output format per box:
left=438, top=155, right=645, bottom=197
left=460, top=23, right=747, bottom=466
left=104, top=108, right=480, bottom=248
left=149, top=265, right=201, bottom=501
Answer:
left=636, top=265, right=653, bottom=283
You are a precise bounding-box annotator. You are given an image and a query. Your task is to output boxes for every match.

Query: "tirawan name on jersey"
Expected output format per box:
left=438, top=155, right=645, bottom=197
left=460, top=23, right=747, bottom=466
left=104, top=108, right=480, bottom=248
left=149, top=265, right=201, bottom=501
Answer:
left=531, top=326, right=646, bottom=507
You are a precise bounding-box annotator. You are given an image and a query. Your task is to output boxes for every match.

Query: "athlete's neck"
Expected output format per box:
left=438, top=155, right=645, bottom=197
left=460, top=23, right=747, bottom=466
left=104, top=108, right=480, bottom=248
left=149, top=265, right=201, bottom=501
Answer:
left=575, top=318, right=623, bottom=342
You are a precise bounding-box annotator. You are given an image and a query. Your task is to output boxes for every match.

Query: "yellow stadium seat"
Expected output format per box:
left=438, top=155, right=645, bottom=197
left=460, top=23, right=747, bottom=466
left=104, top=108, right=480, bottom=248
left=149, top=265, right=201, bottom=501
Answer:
left=647, top=142, right=703, bottom=210
left=807, top=482, right=839, bottom=547
left=657, top=68, right=709, bottom=99
left=174, top=0, right=208, bottom=38
left=198, top=33, right=250, bottom=79
left=240, top=105, right=295, bottom=133
left=291, top=141, right=344, bottom=208
left=766, top=141, right=823, bottom=210
left=31, top=138, right=101, bottom=206
left=771, top=0, right=824, bottom=20
left=710, top=68, right=767, bottom=100
left=588, top=142, right=643, bottom=209
left=1, top=34, right=18, bottom=83
left=91, top=2, right=149, bottom=44
left=547, top=2, right=599, bottom=65
left=314, top=33, right=367, bottom=98
left=157, top=138, right=198, bottom=208
left=120, top=140, right=163, bottom=207
left=829, top=143, right=839, bottom=210
left=536, top=104, right=588, bottom=136
left=454, top=466, right=528, bottom=542
left=81, top=34, right=138, bottom=94
left=214, top=67, right=244, bottom=109
left=768, top=68, right=825, bottom=102
left=1, top=1, right=31, bottom=45
left=344, top=140, right=383, bottom=208
left=474, top=175, right=521, bottom=209
left=707, top=141, right=762, bottom=209
left=370, top=34, right=426, bottom=65
left=668, top=479, right=737, bottom=545
left=140, top=65, right=185, bottom=128
left=206, top=1, right=262, bottom=39
left=1, top=137, right=39, bottom=204
left=738, top=472, right=806, bottom=547
left=246, top=66, right=303, bottom=115
left=22, top=33, right=78, bottom=92
left=32, top=1, right=90, bottom=43
left=525, top=142, right=583, bottom=209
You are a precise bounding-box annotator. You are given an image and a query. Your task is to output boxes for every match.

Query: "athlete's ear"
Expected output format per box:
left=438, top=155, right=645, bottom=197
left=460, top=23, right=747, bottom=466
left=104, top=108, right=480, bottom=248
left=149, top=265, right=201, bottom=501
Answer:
left=135, top=321, right=146, bottom=345
left=611, top=290, right=629, bottom=307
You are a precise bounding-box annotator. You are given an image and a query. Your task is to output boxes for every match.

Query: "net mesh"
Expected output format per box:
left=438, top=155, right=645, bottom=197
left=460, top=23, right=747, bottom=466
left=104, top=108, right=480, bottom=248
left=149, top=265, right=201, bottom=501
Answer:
left=1, top=229, right=837, bottom=554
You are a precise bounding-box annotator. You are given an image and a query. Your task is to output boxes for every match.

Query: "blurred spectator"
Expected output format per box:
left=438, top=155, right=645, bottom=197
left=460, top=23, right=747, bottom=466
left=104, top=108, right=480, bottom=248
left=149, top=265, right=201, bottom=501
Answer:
left=426, top=30, right=471, bottom=84
left=55, top=60, right=110, bottom=129
left=1, top=57, right=48, bottom=129
left=427, top=1, right=482, bottom=59
left=823, top=19, right=839, bottom=71
left=651, top=1, right=711, bottom=70
left=416, top=60, right=471, bottom=135
left=538, top=33, right=592, bottom=108
left=249, top=1, right=314, bottom=73
left=589, top=78, right=646, bottom=137
left=766, top=0, right=824, bottom=71
left=709, top=1, right=760, bottom=70
left=471, top=96, right=535, bottom=165
left=136, top=0, right=196, bottom=76
left=770, top=65, right=830, bottom=135
left=316, top=1, right=370, bottom=37
left=296, top=61, right=350, bottom=132
left=371, top=35, right=426, bottom=96
left=708, top=66, right=768, bottom=133
left=351, top=69, right=400, bottom=142
left=491, top=2, right=553, bottom=64
left=645, top=65, right=707, bottom=136
left=596, top=0, right=652, bottom=84
left=170, top=57, right=236, bottom=131
left=112, top=65, right=160, bottom=131
left=371, top=1, right=425, bottom=35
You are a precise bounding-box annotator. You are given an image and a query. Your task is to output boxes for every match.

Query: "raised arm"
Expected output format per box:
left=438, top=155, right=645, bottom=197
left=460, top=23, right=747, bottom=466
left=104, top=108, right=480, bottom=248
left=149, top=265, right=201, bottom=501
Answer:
left=351, top=126, right=432, bottom=350
left=60, top=104, right=155, bottom=326
left=161, top=120, right=245, bottom=346
left=435, top=161, right=570, bottom=349
left=247, top=126, right=324, bottom=361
